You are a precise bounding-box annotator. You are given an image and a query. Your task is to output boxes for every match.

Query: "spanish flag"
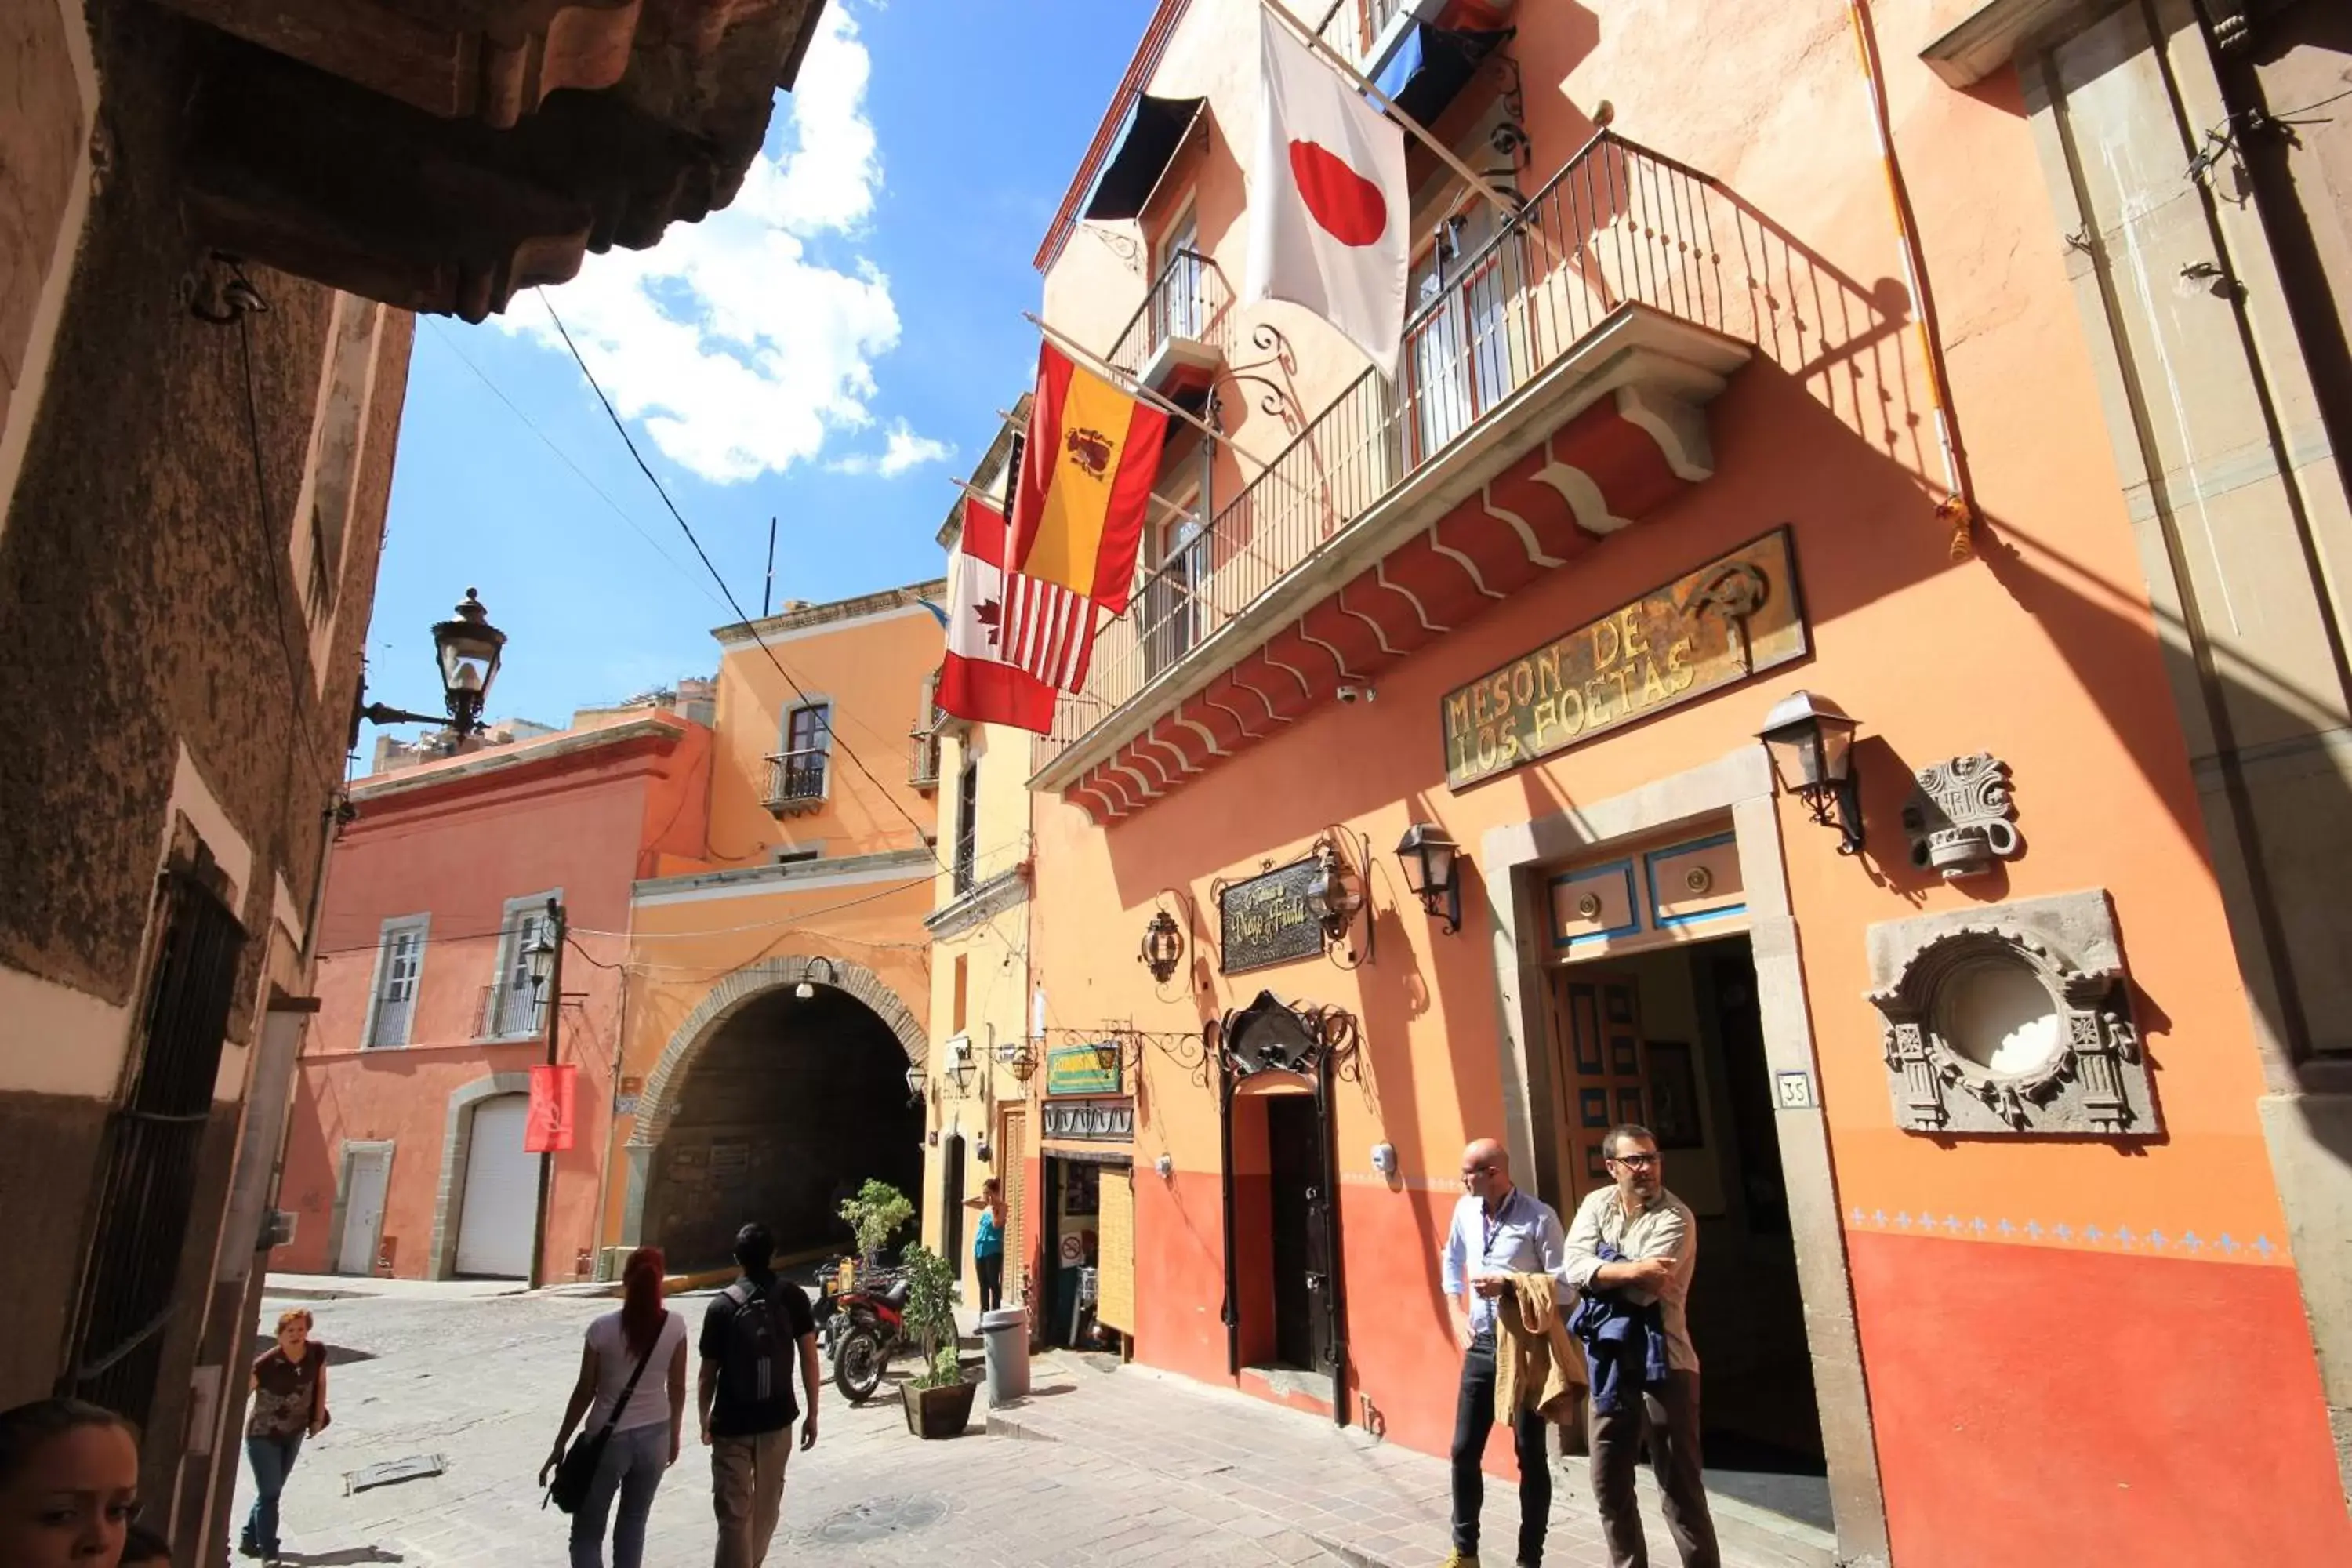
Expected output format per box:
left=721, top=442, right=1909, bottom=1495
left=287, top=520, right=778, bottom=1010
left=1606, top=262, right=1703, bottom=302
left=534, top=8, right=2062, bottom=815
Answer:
left=1007, top=340, right=1170, bottom=619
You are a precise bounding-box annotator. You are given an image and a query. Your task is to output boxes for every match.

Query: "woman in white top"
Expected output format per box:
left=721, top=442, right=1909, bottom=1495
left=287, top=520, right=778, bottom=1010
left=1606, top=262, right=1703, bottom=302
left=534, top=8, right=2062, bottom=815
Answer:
left=541, top=1246, right=690, bottom=1568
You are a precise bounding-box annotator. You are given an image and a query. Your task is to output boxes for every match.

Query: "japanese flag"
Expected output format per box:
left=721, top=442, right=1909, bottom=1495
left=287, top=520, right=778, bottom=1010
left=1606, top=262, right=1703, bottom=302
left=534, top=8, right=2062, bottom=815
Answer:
left=1244, top=9, right=1410, bottom=379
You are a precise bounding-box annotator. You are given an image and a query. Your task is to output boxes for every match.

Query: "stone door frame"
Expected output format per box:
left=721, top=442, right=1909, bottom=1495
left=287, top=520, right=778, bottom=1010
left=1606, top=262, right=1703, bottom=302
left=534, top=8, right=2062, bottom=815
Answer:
left=1479, top=743, right=1889, bottom=1566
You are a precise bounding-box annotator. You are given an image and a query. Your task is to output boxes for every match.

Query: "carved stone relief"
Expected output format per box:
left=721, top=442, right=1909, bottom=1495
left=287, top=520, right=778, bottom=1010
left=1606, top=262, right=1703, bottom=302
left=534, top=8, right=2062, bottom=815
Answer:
left=1901, top=753, right=2022, bottom=880
left=1864, top=890, right=2156, bottom=1137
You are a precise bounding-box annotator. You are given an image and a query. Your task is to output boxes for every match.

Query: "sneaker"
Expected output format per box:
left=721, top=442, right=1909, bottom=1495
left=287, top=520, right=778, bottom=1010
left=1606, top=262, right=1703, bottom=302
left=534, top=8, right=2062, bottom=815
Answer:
left=1440, top=1554, right=1480, bottom=1568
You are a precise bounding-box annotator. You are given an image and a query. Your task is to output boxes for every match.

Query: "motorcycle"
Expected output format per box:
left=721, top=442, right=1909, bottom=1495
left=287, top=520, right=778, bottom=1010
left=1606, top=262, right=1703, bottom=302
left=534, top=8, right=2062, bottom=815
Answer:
left=815, top=1259, right=914, bottom=1404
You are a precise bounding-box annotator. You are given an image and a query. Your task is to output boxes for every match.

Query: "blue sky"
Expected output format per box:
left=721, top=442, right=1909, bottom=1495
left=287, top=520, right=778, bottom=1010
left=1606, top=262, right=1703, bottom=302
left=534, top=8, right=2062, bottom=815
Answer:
left=363, top=0, right=1153, bottom=736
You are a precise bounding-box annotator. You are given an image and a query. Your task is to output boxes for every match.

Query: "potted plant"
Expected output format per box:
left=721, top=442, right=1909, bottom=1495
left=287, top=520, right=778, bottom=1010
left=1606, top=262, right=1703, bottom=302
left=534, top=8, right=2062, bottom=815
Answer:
left=895, top=1243, right=976, bottom=1439
left=838, top=1178, right=915, bottom=1274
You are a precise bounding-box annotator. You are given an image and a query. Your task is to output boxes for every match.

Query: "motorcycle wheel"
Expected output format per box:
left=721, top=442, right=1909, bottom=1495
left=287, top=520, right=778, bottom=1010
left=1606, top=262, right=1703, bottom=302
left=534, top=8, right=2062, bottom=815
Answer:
left=833, top=1327, right=887, bottom=1404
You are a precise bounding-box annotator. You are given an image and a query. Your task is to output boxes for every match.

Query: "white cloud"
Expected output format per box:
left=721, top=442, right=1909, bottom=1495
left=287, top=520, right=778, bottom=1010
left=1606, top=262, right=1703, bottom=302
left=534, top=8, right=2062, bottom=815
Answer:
left=501, top=2, right=950, bottom=485
left=827, top=419, right=956, bottom=477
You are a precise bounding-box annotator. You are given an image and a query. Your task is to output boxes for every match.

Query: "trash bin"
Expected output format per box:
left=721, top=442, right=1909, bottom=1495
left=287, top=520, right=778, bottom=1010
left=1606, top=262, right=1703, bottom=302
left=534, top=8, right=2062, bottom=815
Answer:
left=980, top=1306, right=1030, bottom=1404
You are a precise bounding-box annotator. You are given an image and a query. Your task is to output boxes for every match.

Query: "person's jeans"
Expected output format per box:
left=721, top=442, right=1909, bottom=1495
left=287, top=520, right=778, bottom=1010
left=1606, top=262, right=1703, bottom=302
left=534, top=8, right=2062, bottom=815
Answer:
left=710, top=1427, right=792, bottom=1568
left=241, top=1432, right=303, bottom=1554
left=975, top=1252, right=1004, bottom=1312
left=1450, top=1333, right=1552, bottom=1566
left=569, top=1422, right=669, bottom=1568
left=1587, top=1370, right=1718, bottom=1568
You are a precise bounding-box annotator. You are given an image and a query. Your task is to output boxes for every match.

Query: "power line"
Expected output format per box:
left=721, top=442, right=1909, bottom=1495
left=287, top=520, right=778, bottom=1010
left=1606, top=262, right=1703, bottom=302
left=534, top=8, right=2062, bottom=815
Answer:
left=423, top=321, right=722, bottom=609
left=534, top=290, right=958, bottom=877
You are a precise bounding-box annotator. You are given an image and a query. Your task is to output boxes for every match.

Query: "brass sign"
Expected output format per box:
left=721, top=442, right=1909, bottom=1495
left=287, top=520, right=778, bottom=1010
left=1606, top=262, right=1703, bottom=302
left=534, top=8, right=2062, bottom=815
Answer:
left=1441, top=528, right=1808, bottom=788
left=1218, top=858, right=1326, bottom=974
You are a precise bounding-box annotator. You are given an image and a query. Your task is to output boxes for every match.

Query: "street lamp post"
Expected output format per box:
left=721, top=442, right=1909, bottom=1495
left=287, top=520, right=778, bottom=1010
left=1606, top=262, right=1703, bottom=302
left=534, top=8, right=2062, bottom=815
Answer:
left=522, top=901, right=566, bottom=1290
left=352, top=587, right=510, bottom=749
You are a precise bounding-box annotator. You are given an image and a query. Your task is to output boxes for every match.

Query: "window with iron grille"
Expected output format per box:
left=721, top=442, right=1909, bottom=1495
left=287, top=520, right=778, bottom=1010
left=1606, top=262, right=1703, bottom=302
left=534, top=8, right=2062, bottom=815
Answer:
left=61, top=869, right=247, bottom=1428
left=484, top=895, right=557, bottom=1038
left=771, top=702, right=831, bottom=804
left=953, top=756, right=980, bottom=895
left=366, top=916, right=427, bottom=1047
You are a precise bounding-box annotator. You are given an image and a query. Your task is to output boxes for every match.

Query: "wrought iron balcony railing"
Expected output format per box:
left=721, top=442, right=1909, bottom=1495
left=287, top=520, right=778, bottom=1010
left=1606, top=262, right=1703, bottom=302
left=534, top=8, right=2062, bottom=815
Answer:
left=1105, top=247, right=1233, bottom=384
left=908, top=722, right=942, bottom=790
left=1036, top=130, right=1731, bottom=771
left=764, top=748, right=828, bottom=813
left=479, top=981, right=543, bottom=1040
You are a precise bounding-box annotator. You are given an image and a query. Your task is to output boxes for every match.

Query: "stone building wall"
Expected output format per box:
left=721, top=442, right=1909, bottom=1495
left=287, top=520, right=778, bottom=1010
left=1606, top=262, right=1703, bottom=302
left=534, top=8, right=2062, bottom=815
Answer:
left=0, top=0, right=414, bottom=1498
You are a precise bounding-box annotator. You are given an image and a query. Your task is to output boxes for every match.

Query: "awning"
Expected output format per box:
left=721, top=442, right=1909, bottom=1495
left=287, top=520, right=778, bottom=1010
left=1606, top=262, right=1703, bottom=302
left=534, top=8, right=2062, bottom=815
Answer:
left=1080, top=95, right=1207, bottom=222
left=1371, top=25, right=1508, bottom=128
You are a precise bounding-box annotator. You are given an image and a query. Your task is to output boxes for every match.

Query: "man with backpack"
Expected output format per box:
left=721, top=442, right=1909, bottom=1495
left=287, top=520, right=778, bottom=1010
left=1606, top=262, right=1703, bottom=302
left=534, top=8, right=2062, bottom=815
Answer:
left=698, top=1223, right=819, bottom=1568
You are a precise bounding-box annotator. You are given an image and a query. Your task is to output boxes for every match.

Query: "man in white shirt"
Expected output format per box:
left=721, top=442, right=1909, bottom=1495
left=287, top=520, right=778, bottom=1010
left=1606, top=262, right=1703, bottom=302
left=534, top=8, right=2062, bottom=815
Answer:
left=1560, top=1124, right=1717, bottom=1568
left=1440, top=1137, right=1567, bottom=1568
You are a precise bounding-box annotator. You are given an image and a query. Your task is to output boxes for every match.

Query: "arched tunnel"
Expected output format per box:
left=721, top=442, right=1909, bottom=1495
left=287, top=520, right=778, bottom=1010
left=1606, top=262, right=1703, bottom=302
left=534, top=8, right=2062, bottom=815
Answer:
left=640, top=982, right=924, bottom=1272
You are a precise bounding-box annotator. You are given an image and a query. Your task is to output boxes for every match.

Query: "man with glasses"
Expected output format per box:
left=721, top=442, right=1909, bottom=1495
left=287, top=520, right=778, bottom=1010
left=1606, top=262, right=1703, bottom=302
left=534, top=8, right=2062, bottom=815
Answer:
left=1439, top=1137, right=1567, bottom=1568
left=1563, top=1124, right=1716, bottom=1568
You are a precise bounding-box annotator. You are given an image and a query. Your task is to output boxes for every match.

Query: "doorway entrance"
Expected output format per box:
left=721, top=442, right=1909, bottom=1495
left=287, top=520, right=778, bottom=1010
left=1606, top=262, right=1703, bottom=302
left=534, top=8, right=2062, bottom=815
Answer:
left=1265, top=1095, right=1329, bottom=1372
left=1548, top=931, right=1828, bottom=1529
left=454, top=1095, right=535, bottom=1278
left=336, top=1145, right=391, bottom=1276
left=941, top=1134, right=967, bottom=1272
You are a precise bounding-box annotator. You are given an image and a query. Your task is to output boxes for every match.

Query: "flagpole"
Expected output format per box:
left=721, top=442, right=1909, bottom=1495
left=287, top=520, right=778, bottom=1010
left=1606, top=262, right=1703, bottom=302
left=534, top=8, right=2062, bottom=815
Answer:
left=967, top=442, right=1199, bottom=528
left=1260, top=0, right=1521, bottom=220
left=1022, top=311, right=1274, bottom=477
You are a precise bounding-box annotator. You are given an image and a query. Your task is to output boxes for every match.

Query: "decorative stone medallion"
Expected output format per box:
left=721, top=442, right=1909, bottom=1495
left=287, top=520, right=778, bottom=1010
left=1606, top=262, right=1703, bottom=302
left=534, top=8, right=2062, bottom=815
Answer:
left=1901, top=753, right=2022, bottom=880
left=1864, top=890, right=2156, bottom=1137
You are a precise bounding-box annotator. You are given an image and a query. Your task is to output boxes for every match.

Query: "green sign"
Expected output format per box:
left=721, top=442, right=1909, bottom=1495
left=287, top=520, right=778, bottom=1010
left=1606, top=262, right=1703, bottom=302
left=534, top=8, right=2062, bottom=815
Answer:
left=1046, top=1044, right=1121, bottom=1097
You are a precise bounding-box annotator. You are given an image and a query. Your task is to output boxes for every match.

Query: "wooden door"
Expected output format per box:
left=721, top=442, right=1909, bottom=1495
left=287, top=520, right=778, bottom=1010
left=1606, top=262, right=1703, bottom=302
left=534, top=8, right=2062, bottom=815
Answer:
left=338, top=1148, right=390, bottom=1276
left=1553, top=972, right=1648, bottom=1194
left=1266, top=1095, right=1321, bottom=1370
left=997, top=1108, right=1028, bottom=1304
left=1095, top=1163, right=1135, bottom=1336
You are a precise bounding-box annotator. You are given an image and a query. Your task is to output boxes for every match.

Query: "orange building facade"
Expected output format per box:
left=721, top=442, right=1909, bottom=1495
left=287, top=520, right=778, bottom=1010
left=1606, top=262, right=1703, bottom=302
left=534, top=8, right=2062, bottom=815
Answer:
left=280, top=579, right=954, bottom=1289
left=999, top=2, right=2352, bottom=1565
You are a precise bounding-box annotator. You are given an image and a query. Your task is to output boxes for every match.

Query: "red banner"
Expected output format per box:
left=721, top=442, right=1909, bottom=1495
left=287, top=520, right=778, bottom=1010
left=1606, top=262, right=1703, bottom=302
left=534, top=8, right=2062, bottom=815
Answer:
left=526, top=1064, right=577, bottom=1152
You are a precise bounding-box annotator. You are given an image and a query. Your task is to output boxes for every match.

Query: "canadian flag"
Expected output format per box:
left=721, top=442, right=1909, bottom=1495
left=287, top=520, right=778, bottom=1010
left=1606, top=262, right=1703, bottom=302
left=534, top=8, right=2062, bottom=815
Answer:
left=938, top=495, right=1061, bottom=734
left=1244, top=9, right=1410, bottom=379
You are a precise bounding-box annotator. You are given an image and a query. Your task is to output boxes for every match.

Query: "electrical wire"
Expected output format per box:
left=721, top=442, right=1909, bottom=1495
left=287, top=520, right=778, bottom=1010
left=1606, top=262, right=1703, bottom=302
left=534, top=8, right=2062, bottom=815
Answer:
left=534, top=290, right=953, bottom=871
left=422, top=321, right=723, bottom=610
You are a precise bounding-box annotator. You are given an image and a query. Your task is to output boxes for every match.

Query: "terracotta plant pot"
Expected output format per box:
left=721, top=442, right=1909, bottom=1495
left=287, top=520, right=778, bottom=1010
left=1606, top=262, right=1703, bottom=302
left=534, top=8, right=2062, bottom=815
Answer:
left=900, top=1376, right=978, bottom=1439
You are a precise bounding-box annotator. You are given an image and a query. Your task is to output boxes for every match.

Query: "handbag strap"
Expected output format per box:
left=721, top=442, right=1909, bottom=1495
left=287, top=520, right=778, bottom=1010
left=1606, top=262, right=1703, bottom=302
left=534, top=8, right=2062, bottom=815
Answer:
left=590, top=1315, right=663, bottom=1445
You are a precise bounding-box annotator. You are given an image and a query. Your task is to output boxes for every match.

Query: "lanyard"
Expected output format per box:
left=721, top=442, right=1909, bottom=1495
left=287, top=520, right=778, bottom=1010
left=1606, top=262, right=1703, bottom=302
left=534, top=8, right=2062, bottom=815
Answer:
left=1479, top=1191, right=1514, bottom=1264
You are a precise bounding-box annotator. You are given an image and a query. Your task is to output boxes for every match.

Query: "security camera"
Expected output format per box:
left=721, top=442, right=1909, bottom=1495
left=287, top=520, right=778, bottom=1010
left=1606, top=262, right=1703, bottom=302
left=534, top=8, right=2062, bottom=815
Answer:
left=1336, top=684, right=1375, bottom=705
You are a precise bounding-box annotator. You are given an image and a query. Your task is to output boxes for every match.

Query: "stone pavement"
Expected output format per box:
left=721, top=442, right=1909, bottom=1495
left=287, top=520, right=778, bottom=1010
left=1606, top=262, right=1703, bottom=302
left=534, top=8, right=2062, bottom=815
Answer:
left=229, top=1284, right=1826, bottom=1568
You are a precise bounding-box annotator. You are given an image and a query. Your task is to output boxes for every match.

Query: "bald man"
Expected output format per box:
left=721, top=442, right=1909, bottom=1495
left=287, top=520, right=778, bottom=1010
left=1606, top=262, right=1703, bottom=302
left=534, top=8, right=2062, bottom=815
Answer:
left=1439, top=1138, right=1570, bottom=1568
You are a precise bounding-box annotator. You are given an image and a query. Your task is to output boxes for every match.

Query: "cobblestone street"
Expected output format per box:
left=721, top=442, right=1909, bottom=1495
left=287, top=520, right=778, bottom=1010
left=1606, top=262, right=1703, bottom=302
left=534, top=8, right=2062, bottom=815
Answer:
left=232, top=1283, right=1827, bottom=1568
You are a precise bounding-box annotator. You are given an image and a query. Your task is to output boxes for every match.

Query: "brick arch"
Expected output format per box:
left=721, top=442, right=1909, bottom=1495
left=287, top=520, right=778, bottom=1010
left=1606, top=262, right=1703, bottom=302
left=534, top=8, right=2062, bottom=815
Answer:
left=627, top=953, right=925, bottom=1153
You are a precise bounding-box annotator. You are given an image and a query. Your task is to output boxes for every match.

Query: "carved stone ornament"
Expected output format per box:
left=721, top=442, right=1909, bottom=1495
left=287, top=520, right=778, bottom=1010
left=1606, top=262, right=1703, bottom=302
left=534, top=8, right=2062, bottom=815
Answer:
left=1901, top=753, right=2022, bottom=880
left=1864, top=890, right=2156, bottom=1138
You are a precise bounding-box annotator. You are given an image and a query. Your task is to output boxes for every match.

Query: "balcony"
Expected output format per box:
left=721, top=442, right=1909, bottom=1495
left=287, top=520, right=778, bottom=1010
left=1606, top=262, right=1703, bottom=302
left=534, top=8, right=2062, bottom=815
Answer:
left=1031, top=132, right=1755, bottom=823
left=478, top=981, right=543, bottom=1040
left=764, top=749, right=829, bottom=815
left=909, top=723, right=942, bottom=791
left=1106, top=249, right=1232, bottom=405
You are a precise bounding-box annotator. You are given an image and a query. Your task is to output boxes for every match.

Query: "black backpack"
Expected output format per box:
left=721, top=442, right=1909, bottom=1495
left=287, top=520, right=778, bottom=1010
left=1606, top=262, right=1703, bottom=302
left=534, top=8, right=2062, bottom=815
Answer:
left=720, top=1279, right=781, bottom=1405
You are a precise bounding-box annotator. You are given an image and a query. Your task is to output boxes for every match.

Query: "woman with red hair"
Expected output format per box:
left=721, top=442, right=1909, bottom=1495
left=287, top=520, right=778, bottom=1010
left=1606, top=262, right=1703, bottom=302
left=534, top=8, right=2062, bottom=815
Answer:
left=542, top=1247, right=688, bottom=1568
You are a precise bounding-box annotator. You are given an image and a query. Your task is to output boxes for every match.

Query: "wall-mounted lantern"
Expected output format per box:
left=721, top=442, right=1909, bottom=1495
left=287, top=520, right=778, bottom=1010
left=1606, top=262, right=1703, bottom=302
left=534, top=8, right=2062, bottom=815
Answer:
left=946, top=1036, right=977, bottom=1097
left=1308, top=834, right=1367, bottom=944
left=1395, top=822, right=1462, bottom=934
left=1139, top=908, right=1185, bottom=983
left=1758, top=691, right=1864, bottom=855
left=902, top=1064, right=926, bottom=1105
left=993, top=1036, right=1040, bottom=1083
left=431, top=588, right=506, bottom=738
left=795, top=955, right=840, bottom=1000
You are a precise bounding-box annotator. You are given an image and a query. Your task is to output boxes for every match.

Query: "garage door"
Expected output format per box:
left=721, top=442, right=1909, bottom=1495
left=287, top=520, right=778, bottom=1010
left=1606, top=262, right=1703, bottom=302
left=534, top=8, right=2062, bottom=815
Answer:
left=455, top=1096, right=535, bottom=1277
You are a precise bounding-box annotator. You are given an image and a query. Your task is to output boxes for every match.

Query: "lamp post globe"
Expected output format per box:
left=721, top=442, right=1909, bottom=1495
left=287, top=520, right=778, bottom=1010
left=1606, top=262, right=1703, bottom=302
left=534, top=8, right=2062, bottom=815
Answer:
left=431, top=587, right=506, bottom=739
